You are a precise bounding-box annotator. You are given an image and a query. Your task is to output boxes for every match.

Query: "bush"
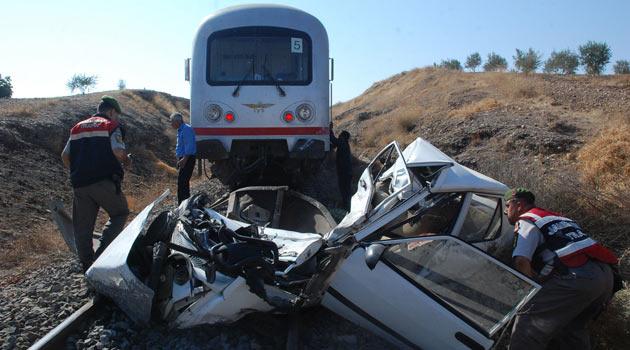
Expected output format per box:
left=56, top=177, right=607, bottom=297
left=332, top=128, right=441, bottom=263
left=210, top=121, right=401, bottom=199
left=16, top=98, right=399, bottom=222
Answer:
left=439, top=59, right=463, bottom=71
left=465, top=53, right=482, bottom=72
left=513, top=48, right=541, bottom=73
left=579, top=41, right=611, bottom=75
left=67, top=74, right=98, bottom=94
left=483, top=52, right=508, bottom=72
left=0, top=74, right=13, bottom=98
left=613, top=60, right=630, bottom=75
left=543, top=49, right=580, bottom=74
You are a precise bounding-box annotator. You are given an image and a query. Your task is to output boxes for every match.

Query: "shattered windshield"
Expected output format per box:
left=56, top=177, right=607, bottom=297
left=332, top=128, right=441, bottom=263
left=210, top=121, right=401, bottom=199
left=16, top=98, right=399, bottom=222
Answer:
left=383, top=237, right=539, bottom=336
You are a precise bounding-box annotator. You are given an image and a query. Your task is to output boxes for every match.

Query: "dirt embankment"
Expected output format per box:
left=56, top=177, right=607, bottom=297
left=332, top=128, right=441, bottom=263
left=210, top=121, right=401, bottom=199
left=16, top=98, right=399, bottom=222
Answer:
left=0, top=90, right=190, bottom=271
left=332, top=68, right=630, bottom=348
left=1, top=70, right=628, bottom=348
left=333, top=68, right=629, bottom=257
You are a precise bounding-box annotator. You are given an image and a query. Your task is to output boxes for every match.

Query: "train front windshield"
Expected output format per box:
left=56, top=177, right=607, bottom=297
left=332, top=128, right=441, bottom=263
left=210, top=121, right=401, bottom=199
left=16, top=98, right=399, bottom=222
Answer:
left=207, top=26, right=312, bottom=86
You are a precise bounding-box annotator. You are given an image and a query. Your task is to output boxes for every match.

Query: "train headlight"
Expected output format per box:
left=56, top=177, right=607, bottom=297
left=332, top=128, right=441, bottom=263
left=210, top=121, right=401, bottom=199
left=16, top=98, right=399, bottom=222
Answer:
left=225, top=112, right=235, bottom=123
left=206, top=104, right=222, bottom=122
left=296, top=104, right=314, bottom=121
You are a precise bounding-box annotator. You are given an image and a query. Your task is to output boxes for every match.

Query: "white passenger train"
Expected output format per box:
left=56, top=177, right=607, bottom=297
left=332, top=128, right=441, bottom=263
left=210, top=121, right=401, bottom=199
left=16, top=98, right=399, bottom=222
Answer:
left=186, top=5, right=332, bottom=180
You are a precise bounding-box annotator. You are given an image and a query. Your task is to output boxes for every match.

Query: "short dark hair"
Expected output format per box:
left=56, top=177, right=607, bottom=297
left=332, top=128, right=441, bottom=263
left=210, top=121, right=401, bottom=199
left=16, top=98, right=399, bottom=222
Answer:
left=97, top=101, right=115, bottom=114
left=505, top=188, right=535, bottom=205
left=170, top=113, right=183, bottom=123
left=340, top=130, right=350, bottom=140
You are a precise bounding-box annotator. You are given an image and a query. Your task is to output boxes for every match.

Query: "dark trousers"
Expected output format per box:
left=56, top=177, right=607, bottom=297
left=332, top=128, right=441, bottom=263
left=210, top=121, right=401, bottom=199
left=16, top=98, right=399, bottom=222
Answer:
left=73, top=179, right=129, bottom=272
left=178, top=155, right=196, bottom=204
left=337, top=170, right=352, bottom=211
left=510, top=260, right=614, bottom=350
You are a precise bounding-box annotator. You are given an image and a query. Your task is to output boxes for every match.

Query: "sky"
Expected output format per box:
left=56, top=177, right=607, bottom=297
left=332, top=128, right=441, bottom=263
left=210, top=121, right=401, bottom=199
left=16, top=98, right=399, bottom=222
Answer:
left=1, top=0, right=629, bottom=103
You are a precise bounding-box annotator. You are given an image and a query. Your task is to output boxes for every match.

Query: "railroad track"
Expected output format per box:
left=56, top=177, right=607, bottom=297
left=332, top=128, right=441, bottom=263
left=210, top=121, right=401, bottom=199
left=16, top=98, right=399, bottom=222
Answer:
left=29, top=299, right=106, bottom=350
left=32, top=175, right=340, bottom=349
left=28, top=297, right=306, bottom=350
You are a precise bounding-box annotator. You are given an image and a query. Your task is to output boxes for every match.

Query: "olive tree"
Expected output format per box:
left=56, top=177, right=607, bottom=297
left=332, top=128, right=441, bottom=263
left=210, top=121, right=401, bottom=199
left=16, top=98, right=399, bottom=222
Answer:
left=0, top=74, right=12, bottom=98
left=439, top=59, right=463, bottom=71
left=465, top=53, right=482, bottom=72
left=578, top=41, right=611, bottom=75
left=67, top=74, right=98, bottom=94
left=613, top=60, right=630, bottom=74
left=483, top=52, right=508, bottom=72
left=513, top=48, right=542, bottom=73
left=544, top=49, right=580, bottom=75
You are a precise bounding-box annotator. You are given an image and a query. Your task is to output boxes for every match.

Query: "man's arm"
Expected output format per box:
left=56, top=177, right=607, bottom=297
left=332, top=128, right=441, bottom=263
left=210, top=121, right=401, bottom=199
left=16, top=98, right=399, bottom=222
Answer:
left=177, top=155, right=190, bottom=169
left=513, top=256, right=534, bottom=278
left=111, top=128, right=131, bottom=167
left=61, top=139, right=71, bottom=168
left=511, top=220, right=541, bottom=279
left=113, top=148, right=131, bottom=167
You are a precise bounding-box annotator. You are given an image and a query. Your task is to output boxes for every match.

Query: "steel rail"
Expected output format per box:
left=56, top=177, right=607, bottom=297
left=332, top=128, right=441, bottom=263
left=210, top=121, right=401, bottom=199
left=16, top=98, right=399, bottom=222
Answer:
left=29, top=298, right=106, bottom=350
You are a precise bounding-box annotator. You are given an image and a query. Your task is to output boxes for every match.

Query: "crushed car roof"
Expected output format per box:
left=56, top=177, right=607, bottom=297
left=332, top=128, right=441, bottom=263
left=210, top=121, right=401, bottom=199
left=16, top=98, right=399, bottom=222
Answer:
left=403, top=138, right=508, bottom=195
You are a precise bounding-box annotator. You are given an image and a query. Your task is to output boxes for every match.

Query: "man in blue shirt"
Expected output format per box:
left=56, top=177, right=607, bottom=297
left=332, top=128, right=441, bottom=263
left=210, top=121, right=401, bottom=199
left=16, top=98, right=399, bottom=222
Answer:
left=170, top=113, right=197, bottom=204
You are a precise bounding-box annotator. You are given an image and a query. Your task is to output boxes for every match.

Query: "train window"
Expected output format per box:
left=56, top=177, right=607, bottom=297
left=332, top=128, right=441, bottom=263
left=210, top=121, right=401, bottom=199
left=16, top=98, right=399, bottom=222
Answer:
left=207, top=26, right=312, bottom=86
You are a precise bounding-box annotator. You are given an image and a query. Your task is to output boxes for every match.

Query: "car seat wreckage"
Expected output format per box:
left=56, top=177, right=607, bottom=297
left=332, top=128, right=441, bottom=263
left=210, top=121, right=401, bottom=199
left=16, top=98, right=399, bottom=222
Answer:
left=87, top=188, right=359, bottom=327
left=66, top=138, right=541, bottom=349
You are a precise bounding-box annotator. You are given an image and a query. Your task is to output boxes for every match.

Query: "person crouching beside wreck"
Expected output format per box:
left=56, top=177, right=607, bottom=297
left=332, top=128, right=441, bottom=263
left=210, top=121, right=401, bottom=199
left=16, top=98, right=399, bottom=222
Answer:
left=504, top=188, right=619, bottom=350
left=61, top=96, right=131, bottom=273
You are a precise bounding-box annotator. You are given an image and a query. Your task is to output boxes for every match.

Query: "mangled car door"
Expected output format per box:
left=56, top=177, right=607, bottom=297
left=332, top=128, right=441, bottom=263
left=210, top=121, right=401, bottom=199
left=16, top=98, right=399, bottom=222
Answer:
left=327, top=141, right=411, bottom=243
left=322, top=235, right=540, bottom=350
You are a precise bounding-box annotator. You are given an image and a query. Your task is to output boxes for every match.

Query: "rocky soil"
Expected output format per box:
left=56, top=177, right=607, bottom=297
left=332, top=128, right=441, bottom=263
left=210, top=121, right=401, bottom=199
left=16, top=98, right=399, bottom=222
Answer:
left=2, top=71, right=629, bottom=349
left=0, top=90, right=188, bottom=248
left=0, top=254, right=393, bottom=350
left=0, top=258, right=87, bottom=350
left=0, top=176, right=392, bottom=350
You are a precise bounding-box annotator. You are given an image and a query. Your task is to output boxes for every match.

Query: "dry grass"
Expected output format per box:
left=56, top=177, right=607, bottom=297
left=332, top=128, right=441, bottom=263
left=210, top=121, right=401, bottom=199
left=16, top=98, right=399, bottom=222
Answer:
left=397, top=115, right=416, bottom=134
left=481, top=72, right=545, bottom=102
left=480, top=153, right=629, bottom=270
left=577, top=122, right=630, bottom=198
left=448, top=98, right=501, bottom=118
left=0, top=180, right=174, bottom=284
left=0, top=223, right=69, bottom=278
left=126, top=181, right=173, bottom=213
left=120, top=90, right=164, bottom=117
left=152, top=93, right=179, bottom=116
left=337, top=68, right=630, bottom=348
left=591, top=288, right=630, bottom=349
left=362, top=118, right=390, bottom=149
left=0, top=89, right=188, bottom=280
left=1, top=104, right=35, bottom=118
left=119, top=90, right=188, bottom=122
left=132, top=145, right=178, bottom=177
left=339, top=69, right=563, bottom=151
left=155, top=159, right=178, bottom=176
left=0, top=99, right=61, bottom=119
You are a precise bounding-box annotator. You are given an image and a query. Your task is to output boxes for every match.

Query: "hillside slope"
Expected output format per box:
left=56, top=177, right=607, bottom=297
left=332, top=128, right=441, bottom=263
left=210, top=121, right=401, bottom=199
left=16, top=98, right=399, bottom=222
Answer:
left=332, top=68, right=630, bottom=348
left=0, top=90, right=189, bottom=265
left=0, top=71, right=628, bottom=348
left=334, top=68, right=629, bottom=253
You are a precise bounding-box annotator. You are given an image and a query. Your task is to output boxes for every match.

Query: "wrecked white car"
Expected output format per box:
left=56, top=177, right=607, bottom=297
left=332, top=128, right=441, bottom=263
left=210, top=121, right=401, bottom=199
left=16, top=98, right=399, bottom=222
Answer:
left=68, top=138, right=540, bottom=349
